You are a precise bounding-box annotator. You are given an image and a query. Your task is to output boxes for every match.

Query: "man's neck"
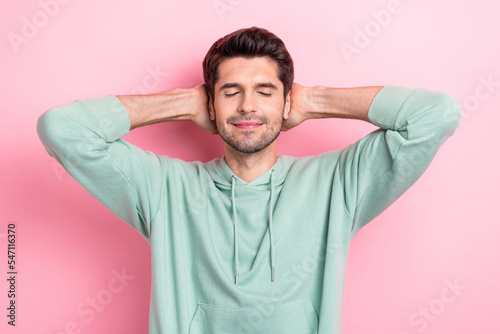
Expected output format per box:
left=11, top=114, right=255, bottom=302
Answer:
left=223, top=142, right=278, bottom=183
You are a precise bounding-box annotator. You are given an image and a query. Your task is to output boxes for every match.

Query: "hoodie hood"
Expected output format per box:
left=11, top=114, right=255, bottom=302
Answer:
left=204, top=155, right=291, bottom=286
left=206, top=155, right=288, bottom=190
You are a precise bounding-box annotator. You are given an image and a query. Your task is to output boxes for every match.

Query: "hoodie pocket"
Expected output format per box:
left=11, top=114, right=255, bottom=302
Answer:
left=189, top=297, right=318, bottom=334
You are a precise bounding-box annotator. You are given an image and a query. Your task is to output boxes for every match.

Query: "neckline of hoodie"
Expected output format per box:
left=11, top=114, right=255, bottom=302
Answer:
left=221, top=155, right=286, bottom=187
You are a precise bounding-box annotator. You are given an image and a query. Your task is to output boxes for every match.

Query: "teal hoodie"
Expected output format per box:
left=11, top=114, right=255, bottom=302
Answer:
left=37, top=85, right=461, bottom=333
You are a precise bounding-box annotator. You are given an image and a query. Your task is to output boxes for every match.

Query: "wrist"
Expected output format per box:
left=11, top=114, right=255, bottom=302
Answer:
left=304, top=85, right=380, bottom=122
left=154, top=88, right=194, bottom=122
left=304, top=85, right=332, bottom=120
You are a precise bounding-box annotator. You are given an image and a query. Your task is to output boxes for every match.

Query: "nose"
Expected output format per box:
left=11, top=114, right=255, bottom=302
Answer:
left=238, top=92, right=257, bottom=114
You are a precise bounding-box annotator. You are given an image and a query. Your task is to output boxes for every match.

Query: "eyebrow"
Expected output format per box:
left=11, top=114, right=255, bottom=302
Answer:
left=219, top=82, right=279, bottom=91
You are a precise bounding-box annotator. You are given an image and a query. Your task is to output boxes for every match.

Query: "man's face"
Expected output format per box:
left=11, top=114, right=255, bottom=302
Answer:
left=209, top=56, right=290, bottom=154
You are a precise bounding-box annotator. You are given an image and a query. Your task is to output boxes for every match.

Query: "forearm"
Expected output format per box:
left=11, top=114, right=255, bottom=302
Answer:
left=116, top=88, right=194, bottom=130
left=305, top=85, right=383, bottom=123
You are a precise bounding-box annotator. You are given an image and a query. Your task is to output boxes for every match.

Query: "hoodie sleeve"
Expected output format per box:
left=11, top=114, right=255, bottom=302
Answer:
left=37, top=95, right=165, bottom=239
left=338, top=85, right=461, bottom=238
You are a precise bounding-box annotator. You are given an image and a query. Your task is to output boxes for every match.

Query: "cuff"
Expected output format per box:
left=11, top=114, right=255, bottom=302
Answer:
left=82, top=94, right=131, bottom=142
left=367, top=85, right=416, bottom=129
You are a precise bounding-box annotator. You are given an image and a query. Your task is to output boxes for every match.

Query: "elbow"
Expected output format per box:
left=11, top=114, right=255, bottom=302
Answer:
left=37, top=105, right=74, bottom=152
left=37, top=107, right=62, bottom=146
left=433, top=93, right=462, bottom=136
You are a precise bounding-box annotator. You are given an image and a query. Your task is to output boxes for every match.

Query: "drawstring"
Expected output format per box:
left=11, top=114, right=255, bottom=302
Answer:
left=269, top=169, right=276, bottom=282
left=231, top=175, right=239, bottom=286
left=230, top=169, right=277, bottom=286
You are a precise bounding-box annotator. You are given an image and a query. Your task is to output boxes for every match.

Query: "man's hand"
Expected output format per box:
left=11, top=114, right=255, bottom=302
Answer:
left=187, top=84, right=218, bottom=135
left=282, top=83, right=310, bottom=132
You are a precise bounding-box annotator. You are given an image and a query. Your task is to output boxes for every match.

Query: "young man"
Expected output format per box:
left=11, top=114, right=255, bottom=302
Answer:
left=37, top=27, right=461, bottom=333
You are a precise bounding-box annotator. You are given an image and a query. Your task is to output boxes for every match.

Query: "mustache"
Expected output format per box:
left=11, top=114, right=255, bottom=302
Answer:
left=226, top=115, right=269, bottom=124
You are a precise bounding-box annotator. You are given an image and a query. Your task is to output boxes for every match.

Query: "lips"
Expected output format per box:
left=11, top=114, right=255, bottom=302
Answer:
left=233, top=122, right=263, bottom=129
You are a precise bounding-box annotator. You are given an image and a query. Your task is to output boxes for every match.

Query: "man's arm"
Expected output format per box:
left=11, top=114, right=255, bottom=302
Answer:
left=282, top=83, right=383, bottom=131
left=285, top=84, right=462, bottom=236
left=116, top=84, right=217, bottom=133
left=37, top=85, right=215, bottom=238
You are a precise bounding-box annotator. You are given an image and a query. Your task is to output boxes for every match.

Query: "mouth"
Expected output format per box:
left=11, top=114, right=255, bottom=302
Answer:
left=232, top=122, right=263, bottom=130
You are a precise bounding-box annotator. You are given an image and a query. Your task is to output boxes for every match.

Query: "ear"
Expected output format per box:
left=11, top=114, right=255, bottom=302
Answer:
left=208, top=96, right=215, bottom=121
left=283, top=90, right=291, bottom=120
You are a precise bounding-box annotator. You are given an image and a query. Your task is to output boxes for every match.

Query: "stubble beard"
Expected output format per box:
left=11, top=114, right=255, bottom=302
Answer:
left=214, top=107, right=284, bottom=154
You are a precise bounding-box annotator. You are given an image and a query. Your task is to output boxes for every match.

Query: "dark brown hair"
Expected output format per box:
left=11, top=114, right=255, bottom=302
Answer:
left=202, top=26, right=294, bottom=101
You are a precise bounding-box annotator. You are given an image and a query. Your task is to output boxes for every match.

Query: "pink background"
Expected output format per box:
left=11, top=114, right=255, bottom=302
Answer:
left=1, top=0, right=499, bottom=333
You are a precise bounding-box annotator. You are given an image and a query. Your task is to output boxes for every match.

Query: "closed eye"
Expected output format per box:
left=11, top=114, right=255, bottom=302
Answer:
left=224, top=92, right=271, bottom=97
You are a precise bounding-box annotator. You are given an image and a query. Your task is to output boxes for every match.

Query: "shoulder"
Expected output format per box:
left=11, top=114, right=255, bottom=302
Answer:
left=280, top=151, right=343, bottom=176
